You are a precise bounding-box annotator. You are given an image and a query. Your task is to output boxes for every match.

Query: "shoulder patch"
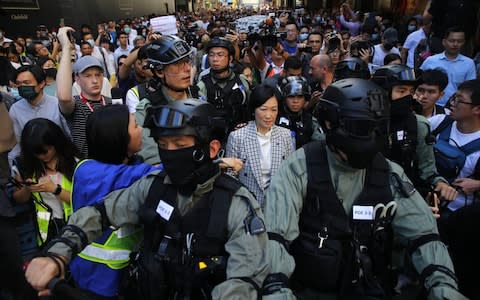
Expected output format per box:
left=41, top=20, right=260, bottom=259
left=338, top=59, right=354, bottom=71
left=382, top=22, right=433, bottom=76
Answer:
left=390, top=172, right=416, bottom=198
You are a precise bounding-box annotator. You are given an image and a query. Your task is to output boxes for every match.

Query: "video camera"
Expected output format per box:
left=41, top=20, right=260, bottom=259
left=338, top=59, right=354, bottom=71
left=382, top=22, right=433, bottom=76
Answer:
left=247, top=14, right=285, bottom=48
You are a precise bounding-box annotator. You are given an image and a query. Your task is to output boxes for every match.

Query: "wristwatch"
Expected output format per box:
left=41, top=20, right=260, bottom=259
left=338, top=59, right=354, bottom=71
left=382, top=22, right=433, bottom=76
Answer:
left=53, top=184, right=62, bottom=195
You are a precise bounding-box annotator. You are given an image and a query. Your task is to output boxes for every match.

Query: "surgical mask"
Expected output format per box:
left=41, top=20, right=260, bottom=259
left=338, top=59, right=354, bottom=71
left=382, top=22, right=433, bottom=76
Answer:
left=87, top=39, right=95, bottom=47
left=299, top=33, right=309, bottom=42
left=316, top=16, right=321, bottom=23
left=124, top=27, right=131, bottom=34
left=371, top=33, right=379, bottom=41
left=18, top=85, right=38, bottom=101
left=44, top=68, right=57, bottom=78
left=9, top=87, right=20, bottom=100
left=408, top=25, right=416, bottom=32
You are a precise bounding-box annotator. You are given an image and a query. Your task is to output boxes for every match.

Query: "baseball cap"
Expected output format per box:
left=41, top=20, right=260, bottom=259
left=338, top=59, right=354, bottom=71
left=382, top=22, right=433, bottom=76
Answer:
left=382, top=27, right=398, bottom=43
left=73, top=56, right=103, bottom=74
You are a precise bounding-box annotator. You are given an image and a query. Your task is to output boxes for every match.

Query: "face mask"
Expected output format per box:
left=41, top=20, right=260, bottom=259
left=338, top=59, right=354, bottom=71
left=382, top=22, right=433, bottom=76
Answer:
left=9, top=87, right=20, bottom=100
left=316, top=17, right=321, bottom=23
left=18, top=85, right=38, bottom=101
left=383, top=42, right=394, bottom=51
left=327, top=128, right=379, bottom=169
left=371, top=33, right=379, bottom=41
left=124, top=27, right=131, bottom=34
left=408, top=25, right=416, bottom=32
left=299, top=33, right=309, bottom=42
left=44, top=68, right=57, bottom=78
left=158, top=145, right=214, bottom=190
left=87, top=39, right=95, bottom=47
left=390, top=94, right=413, bottom=118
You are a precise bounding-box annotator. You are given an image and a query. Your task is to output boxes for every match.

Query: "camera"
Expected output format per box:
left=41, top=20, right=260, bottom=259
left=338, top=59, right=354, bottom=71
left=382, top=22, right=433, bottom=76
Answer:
left=247, top=17, right=284, bottom=48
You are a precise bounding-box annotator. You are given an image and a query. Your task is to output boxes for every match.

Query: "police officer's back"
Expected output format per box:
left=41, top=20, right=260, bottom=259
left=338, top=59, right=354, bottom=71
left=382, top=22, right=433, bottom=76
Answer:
left=262, top=79, right=466, bottom=299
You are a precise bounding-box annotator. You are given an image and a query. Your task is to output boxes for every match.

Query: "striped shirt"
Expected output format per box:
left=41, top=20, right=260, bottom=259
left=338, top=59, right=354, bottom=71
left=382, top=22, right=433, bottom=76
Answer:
left=63, top=96, right=112, bottom=159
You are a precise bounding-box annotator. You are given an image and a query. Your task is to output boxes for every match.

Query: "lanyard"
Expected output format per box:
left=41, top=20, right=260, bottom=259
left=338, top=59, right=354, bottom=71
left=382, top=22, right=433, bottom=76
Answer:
left=80, top=93, right=105, bottom=112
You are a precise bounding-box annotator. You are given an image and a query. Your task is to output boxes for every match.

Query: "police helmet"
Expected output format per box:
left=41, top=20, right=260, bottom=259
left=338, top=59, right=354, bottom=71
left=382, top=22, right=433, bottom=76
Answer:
left=146, top=35, right=192, bottom=70
left=206, top=37, right=235, bottom=56
left=334, top=57, right=370, bottom=81
left=371, top=64, right=420, bottom=90
left=281, top=76, right=311, bottom=99
left=315, top=78, right=389, bottom=136
left=145, top=99, right=225, bottom=144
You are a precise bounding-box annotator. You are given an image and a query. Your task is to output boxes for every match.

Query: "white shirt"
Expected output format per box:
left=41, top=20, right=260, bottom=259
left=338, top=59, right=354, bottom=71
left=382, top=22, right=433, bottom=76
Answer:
left=403, top=28, right=426, bottom=68
left=429, top=114, right=480, bottom=211
left=256, top=127, right=272, bottom=189
left=372, top=44, right=400, bottom=66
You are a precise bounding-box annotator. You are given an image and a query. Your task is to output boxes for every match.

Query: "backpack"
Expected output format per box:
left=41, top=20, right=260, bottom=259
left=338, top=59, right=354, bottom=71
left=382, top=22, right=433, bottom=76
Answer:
left=432, top=117, right=480, bottom=183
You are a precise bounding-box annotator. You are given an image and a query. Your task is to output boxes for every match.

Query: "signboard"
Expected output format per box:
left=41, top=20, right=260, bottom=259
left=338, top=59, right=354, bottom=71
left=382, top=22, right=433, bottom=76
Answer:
left=150, top=15, right=178, bottom=35
left=0, top=0, right=39, bottom=10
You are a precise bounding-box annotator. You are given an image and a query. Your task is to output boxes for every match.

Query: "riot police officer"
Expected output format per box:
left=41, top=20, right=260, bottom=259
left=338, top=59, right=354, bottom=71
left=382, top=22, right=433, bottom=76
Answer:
left=276, top=76, right=322, bottom=149
left=136, top=35, right=198, bottom=165
left=26, top=100, right=268, bottom=299
left=371, top=64, right=456, bottom=199
left=262, top=78, right=466, bottom=299
left=197, top=37, right=250, bottom=135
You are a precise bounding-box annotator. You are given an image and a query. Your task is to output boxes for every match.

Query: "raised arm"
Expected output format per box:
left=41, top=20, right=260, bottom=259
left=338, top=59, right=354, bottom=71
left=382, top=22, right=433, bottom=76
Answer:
left=56, top=26, right=76, bottom=115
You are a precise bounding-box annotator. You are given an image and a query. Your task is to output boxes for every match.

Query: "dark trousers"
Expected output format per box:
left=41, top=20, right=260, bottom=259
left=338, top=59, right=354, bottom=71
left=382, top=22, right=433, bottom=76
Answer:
left=0, top=216, right=38, bottom=300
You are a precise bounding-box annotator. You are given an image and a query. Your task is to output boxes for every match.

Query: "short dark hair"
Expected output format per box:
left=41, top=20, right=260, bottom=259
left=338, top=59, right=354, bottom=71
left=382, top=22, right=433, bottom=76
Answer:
left=285, top=21, right=298, bottom=31
left=383, top=53, right=401, bottom=65
left=420, top=69, right=448, bottom=91
left=308, top=31, right=323, bottom=42
left=444, top=26, right=465, bottom=39
left=86, top=105, right=131, bottom=164
left=16, top=65, right=46, bottom=83
left=249, top=84, right=278, bottom=117
left=284, top=56, right=302, bottom=71
left=458, top=80, right=480, bottom=106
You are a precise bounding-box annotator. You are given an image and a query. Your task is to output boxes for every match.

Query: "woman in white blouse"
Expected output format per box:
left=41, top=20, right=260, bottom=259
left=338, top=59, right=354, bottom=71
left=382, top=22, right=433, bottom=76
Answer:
left=226, top=84, right=294, bottom=207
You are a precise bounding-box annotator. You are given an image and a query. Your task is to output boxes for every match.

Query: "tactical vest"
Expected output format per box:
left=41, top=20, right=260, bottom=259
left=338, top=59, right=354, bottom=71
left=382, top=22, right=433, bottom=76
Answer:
left=134, top=173, right=241, bottom=300
left=277, top=110, right=314, bottom=149
left=387, top=113, right=418, bottom=181
left=201, top=73, right=247, bottom=132
left=291, top=142, right=394, bottom=299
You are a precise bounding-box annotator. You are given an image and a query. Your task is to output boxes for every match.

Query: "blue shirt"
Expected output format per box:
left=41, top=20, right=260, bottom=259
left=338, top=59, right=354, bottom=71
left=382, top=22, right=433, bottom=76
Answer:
left=421, top=52, right=476, bottom=106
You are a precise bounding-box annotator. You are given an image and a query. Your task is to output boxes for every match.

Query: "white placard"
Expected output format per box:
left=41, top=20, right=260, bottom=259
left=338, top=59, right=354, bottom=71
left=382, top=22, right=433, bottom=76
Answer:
left=352, top=205, right=374, bottom=220
left=150, top=16, right=178, bottom=35
left=156, top=200, right=174, bottom=221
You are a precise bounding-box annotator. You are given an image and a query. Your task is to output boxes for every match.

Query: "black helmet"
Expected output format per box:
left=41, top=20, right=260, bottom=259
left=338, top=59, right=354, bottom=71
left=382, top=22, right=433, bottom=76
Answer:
left=146, top=35, right=192, bottom=70
left=145, top=99, right=224, bottom=144
left=281, top=76, right=311, bottom=98
left=371, top=64, right=420, bottom=90
left=315, top=78, right=389, bottom=133
left=206, top=37, right=235, bottom=56
left=334, top=57, right=370, bottom=81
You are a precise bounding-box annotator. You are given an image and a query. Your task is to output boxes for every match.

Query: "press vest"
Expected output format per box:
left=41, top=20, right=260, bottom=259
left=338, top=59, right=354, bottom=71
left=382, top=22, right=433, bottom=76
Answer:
left=291, top=142, right=394, bottom=299
left=135, top=173, right=241, bottom=300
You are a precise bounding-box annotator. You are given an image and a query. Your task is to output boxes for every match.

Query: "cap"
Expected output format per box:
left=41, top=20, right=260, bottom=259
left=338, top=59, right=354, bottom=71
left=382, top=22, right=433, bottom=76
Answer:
left=382, top=27, right=398, bottom=43
left=73, top=56, right=104, bottom=74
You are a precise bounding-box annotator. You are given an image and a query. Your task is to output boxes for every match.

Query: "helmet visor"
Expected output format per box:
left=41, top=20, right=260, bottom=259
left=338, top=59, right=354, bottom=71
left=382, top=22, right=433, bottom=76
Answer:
left=151, top=106, right=189, bottom=129
left=397, top=68, right=418, bottom=82
left=342, top=118, right=377, bottom=138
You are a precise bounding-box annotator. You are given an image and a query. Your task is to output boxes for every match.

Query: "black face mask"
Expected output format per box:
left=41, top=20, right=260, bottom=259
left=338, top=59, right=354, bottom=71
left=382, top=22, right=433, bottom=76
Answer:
left=44, top=68, right=57, bottom=79
left=158, top=145, right=216, bottom=193
left=383, top=42, right=394, bottom=51
left=327, top=128, right=379, bottom=169
left=18, top=85, right=38, bottom=101
left=391, top=94, right=413, bottom=118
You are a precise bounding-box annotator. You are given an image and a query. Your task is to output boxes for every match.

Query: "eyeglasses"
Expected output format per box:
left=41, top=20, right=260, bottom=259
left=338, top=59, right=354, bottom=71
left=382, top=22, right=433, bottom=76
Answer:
left=449, top=95, right=476, bottom=106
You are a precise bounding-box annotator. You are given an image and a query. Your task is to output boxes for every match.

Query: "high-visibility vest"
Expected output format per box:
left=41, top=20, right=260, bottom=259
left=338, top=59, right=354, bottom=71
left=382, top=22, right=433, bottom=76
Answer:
left=32, top=174, right=73, bottom=245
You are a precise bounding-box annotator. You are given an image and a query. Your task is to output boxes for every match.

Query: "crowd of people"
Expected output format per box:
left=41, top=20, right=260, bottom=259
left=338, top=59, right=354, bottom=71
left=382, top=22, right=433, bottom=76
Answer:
left=1, top=0, right=480, bottom=299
